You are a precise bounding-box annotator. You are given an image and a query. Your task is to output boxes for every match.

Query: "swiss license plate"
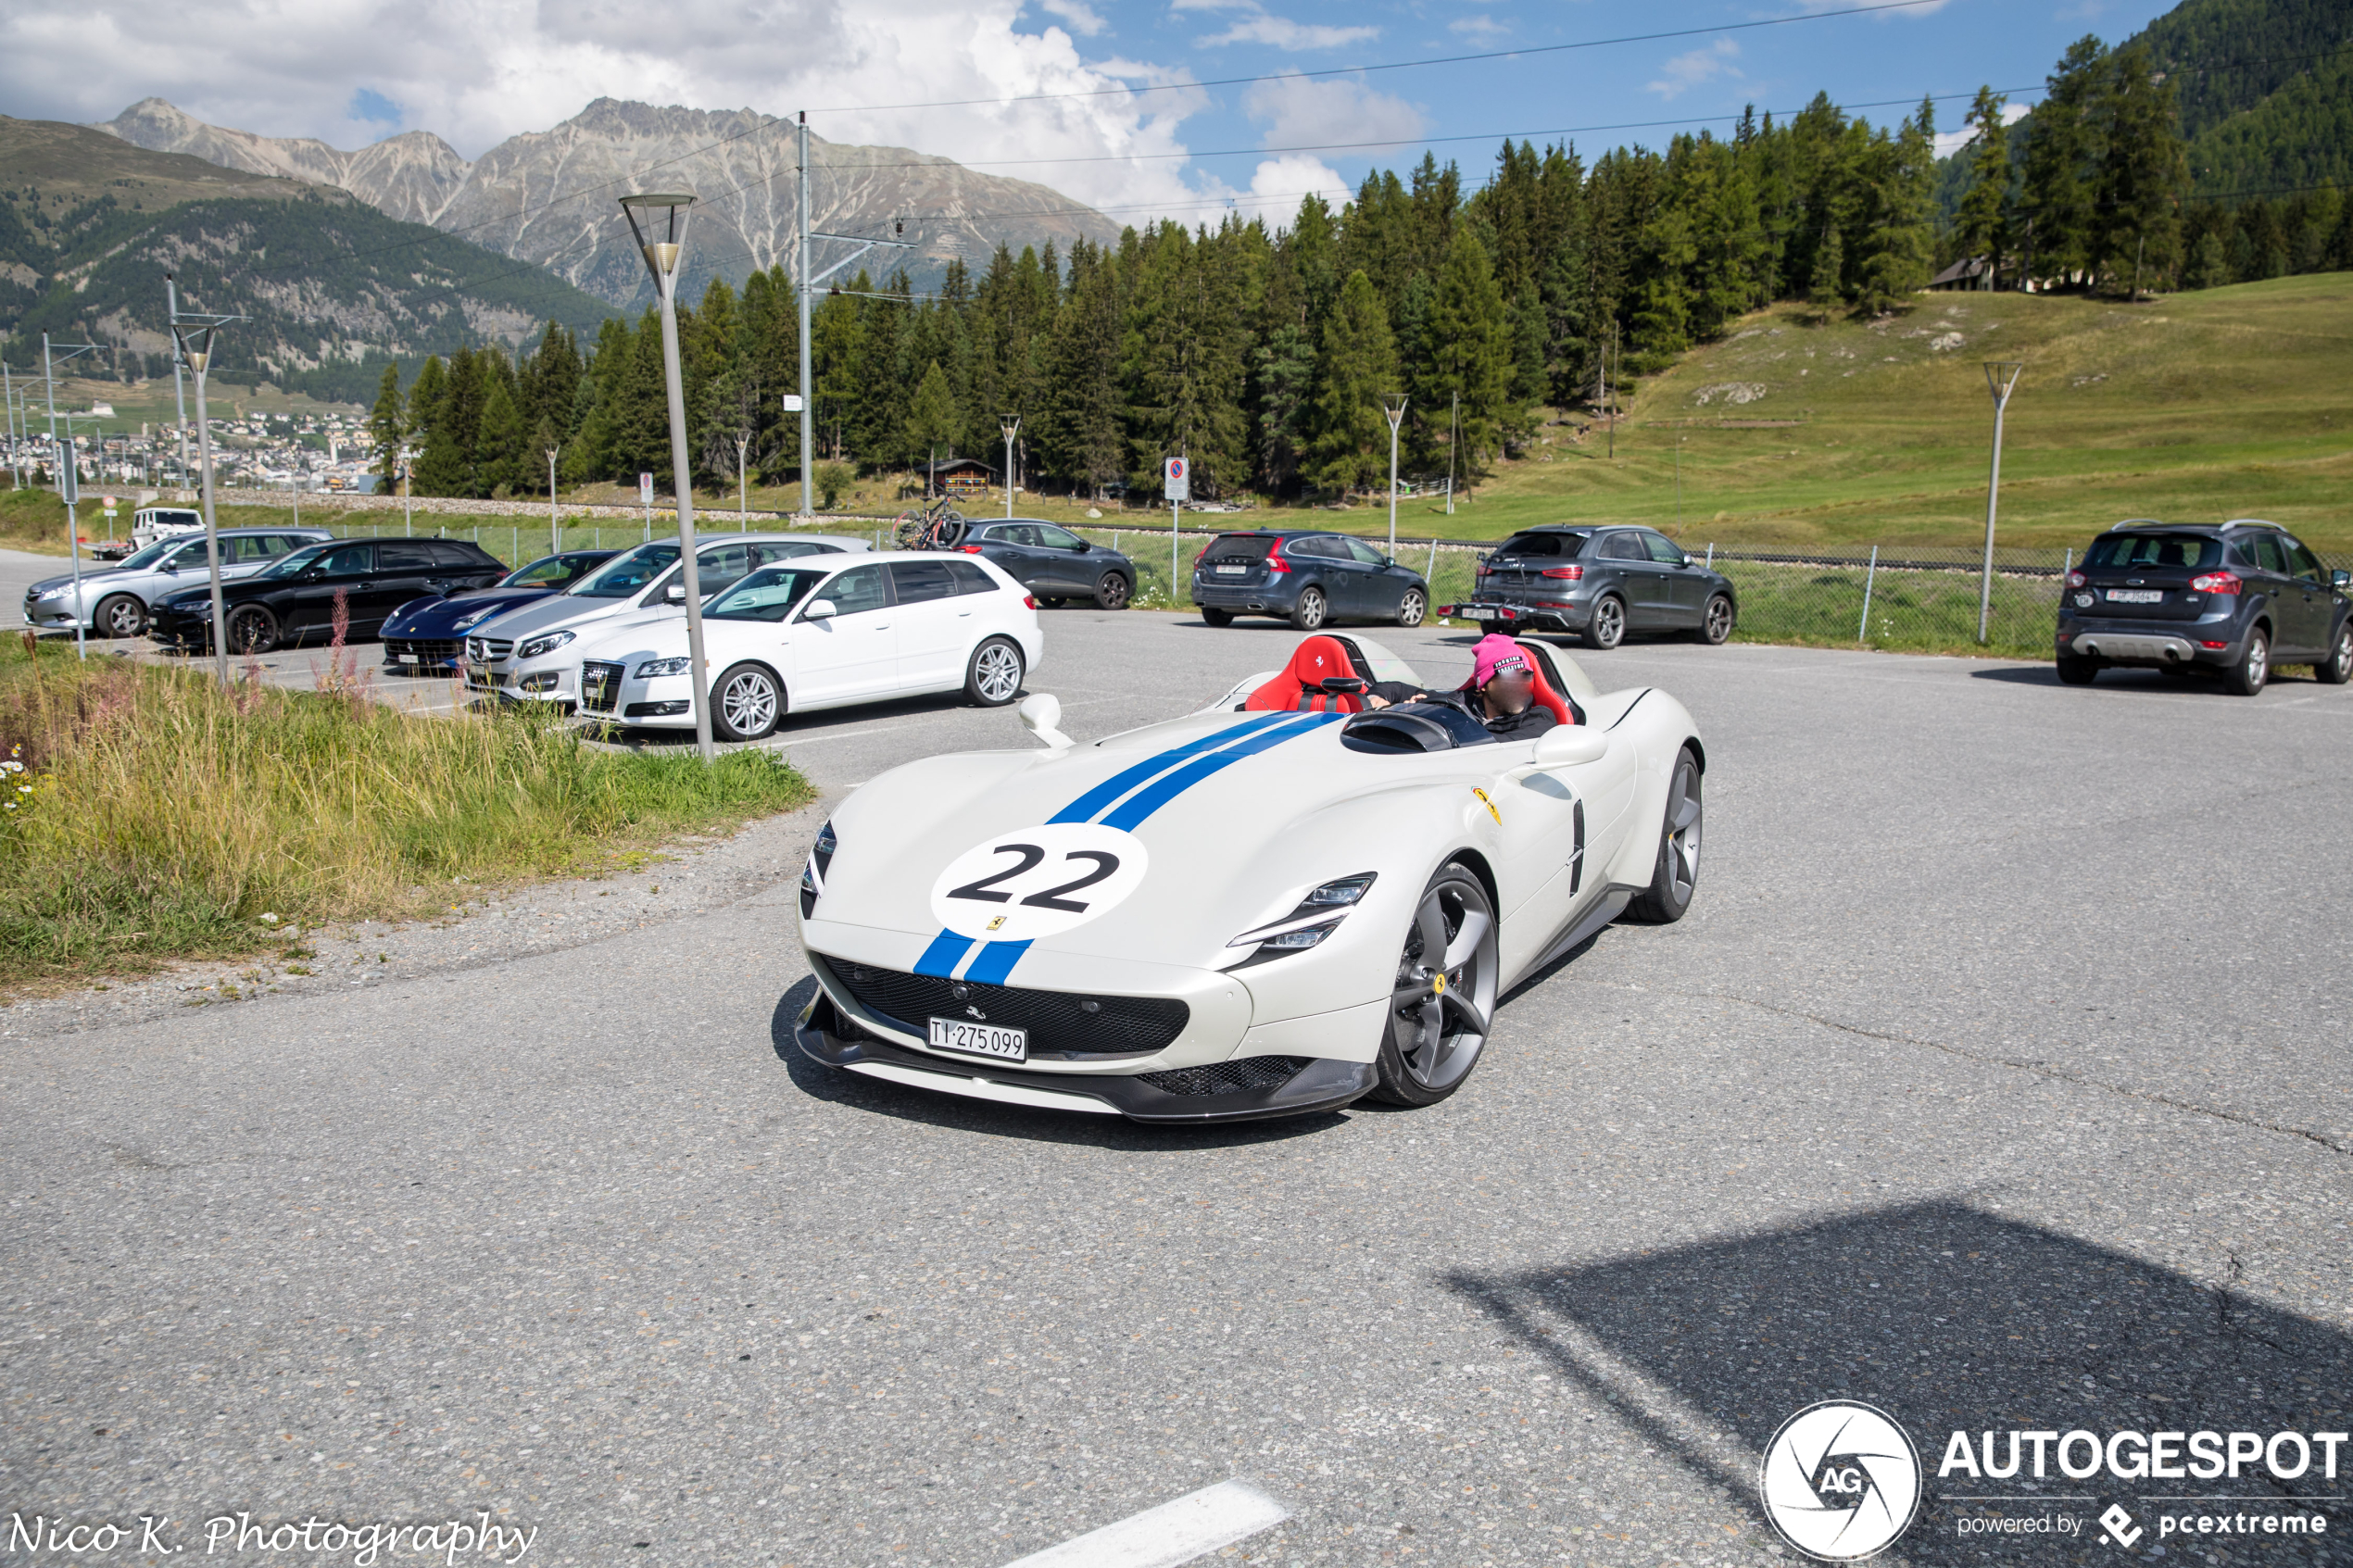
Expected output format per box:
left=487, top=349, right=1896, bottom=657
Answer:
left=1214, top=564, right=1247, bottom=575
left=2107, top=589, right=2164, bottom=604
left=927, top=1017, right=1027, bottom=1062
left=397, top=653, right=419, bottom=664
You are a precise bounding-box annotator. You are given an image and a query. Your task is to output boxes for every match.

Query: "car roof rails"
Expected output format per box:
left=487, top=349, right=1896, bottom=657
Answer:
left=2221, top=518, right=2283, bottom=530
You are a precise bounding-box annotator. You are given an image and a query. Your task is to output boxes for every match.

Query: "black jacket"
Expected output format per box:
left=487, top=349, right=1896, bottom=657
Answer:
left=1368, top=683, right=1556, bottom=737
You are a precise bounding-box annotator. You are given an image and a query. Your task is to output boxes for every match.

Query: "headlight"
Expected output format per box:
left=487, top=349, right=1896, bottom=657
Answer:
left=800, top=820, right=838, bottom=918
left=37, top=585, right=70, bottom=602
left=451, top=606, right=503, bottom=631
left=1227, top=872, right=1377, bottom=957
left=635, top=656, right=691, bottom=678
left=516, top=630, right=574, bottom=660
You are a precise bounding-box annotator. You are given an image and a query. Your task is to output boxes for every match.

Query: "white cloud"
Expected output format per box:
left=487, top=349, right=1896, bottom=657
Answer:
left=1187, top=0, right=1379, bottom=50
left=0, top=0, right=1225, bottom=220
left=1237, top=152, right=1349, bottom=220
left=1645, top=39, right=1741, bottom=100
left=1037, top=0, right=1109, bottom=37
left=1448, top=14, right=1507, bottom=40
left=1242, top=70, right=1425, bottom=151
left=1932, top=101, right=2029, bottom=158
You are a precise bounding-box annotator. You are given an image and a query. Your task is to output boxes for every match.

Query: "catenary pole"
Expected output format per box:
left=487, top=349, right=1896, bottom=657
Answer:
left=1381, top=395, right=1407, bottom=556
left=1978, top=362, right=2023, bottom=644
left=547, top=446, right=560, bottom=557
left=1000, top=417, right=1020, bottom=518
left=797, top=112, right=814, bottom=519
left=166, top=276, right=192, bottom=494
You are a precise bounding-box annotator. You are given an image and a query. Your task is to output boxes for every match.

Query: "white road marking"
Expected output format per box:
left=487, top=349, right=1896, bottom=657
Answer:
left=999, top=1479, right=1289, bottom=1568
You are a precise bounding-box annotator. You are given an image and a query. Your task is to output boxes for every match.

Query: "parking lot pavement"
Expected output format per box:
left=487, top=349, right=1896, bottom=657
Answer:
left=6, top=617, right=2351, bottom=1568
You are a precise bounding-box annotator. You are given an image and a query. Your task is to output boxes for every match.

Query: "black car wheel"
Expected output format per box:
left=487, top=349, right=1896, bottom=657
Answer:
left=713, top=662, right=783, bottom=741
left=2056, top=654, right=2098, bottom=685
left=1200, top=607, right=1234, bottom=627
left=1697, top=593, right=1734, bottom=646
left=1039, top=596, right=1066, bottom=608
left=95, top=594, right=146, bottom=639
left=1581, top=594, right=1626, bottom=651
left=2224, top=629, right=2269, bottom=696
left=2320, top=622, right=2353, bottom=685
left=225, top=606, right=278, bottom=656
left=1094, top=571, right=1131, bottom=611
left=1627, top=747, right=1703, bottom=923
left=966, top=636, right=1025, bottom=707
left=1371, top=862, right=1499, bottom=1108
left=1396, top=587, right=1427, bottom=628
left=1290, top=585, right=1328, bottom=632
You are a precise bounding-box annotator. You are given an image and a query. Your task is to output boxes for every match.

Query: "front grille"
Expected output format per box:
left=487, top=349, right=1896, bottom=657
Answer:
left=385, top=638, right=459, bottom=662
left=1137, top=1057, right=1308, bottom=1096
left=580, top=660, right=624, bottom=714
left=466, top=635, right=514, bottom=663
left=820, top=956, right=1189, bottom=1059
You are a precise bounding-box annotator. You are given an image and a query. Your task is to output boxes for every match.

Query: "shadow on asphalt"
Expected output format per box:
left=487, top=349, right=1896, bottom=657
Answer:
left=1444, top=1199, right=2352, bottom=1562
left=604, top=687, right=1014, bottom=748
left=765, top=979, right=1350, bottom=1148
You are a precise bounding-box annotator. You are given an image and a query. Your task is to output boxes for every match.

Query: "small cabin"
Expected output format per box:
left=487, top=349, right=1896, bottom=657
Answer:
left=918, top=456, right=998, bottom=499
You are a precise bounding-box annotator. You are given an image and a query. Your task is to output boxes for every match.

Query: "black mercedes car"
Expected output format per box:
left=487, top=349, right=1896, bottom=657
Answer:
left=2057, top=519, right=2351, bottom=695
left=1189, top=530, right=1430, bottom=630
left=1438, top=525, right=1737, bottom=650
left=956, top=519, right=1136, bottom=609
left=149, top=536, right=509, bottom=656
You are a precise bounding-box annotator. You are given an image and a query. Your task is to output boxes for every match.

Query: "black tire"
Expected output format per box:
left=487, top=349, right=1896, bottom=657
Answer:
left=1200, top=607, right=1234, bottom=627
left=712, top=662, right=783, bottom=741
left=1039, top=596, right=1066, bottom=608
left=1696, top=593, right=1734, bottom=646
left=2224, top=628, right=2270, bottom=696
left=1474, top=619, right=1504, bottom=639
left=2056, top=655, right=2098, bottom=685
left=965, top=635, right=1025, bottom=707
left=1289, top=584, right=1328, bottom=632
left=1094, top=571, right=1131, bottom=611
left=95, top=594, right=147, bottom=639
left=1371, top=863, right=1500, bottom=1108
left=1581, top=594, right=1626, bottom=651
left=1625, top=746, right=1703, bottom=924
left=1396, top=586, right=1427, bottom=628
left=225, top=605, right=277, bottom=656
left=2319, top=621, right=2353, bottom=685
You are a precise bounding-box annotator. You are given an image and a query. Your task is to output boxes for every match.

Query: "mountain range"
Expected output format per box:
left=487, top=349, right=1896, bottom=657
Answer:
left=98, top=97, right=1124, bottom=307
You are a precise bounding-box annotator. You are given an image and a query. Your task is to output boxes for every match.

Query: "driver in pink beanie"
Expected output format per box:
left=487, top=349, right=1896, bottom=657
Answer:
left=1365, top=633, right=1556, bottom=736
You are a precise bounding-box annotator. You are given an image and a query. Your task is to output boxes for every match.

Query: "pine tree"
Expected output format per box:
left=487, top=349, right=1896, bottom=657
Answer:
left=413, top=351, right=479, bottom=496
left=474, top=372, right=524, bottom=498
left=2092, top=40, right=2189, bottom=295
left=1415, top=226, right=1513, bottom=485
left=1852, top=98, right=1937, bottom=312
left=905, top=361, right=959, bottom=492
left=2020, top=36, right=2108, bottom=288
left=1954, top=87, right=2012, bottom=280
left=366, top=362, right=406, bottom=485
left=1308, top=270, right=1400, bottom=495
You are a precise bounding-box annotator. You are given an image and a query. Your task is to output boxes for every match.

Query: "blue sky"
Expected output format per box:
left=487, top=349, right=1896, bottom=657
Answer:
left=7, top=0, right=2181, bottom=226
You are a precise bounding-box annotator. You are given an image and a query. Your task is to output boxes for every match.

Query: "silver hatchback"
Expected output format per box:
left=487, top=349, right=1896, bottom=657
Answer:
left=22, top=528, right=331, bottom=638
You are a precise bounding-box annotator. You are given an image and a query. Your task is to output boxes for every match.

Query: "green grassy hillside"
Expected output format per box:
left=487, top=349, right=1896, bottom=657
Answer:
left=1380, top=273, right=2353, bottom=552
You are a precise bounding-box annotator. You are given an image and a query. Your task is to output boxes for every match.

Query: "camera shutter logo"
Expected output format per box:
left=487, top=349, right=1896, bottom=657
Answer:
left=1757, top=1400, right=1923, bottom=1561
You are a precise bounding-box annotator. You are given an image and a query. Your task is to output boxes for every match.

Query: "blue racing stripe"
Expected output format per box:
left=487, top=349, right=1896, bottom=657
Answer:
left=913, top=930, right=975, bottom=977
left=1046, top=713, right=1290, bottom=824
left=962, top=940, right=1033, bottom=985
left=1098, top=712, right=1340, bottom=833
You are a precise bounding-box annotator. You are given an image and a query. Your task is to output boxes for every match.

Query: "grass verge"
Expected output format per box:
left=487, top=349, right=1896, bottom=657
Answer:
left=0, top=637, right=812, bottom=989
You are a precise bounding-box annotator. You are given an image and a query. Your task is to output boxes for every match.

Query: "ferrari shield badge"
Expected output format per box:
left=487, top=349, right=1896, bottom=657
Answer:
left=930, top=822, right=1151, bottom=943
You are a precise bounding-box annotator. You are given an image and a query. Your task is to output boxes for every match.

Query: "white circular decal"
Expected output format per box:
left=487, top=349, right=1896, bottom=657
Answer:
left=1757, top=1400, right=1922, bottom=1562
left=928, top=822, right=1150, bottom=943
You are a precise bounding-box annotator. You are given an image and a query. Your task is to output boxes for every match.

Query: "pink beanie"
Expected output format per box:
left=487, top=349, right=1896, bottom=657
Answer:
left=1470, top=633, right=1530, bottom=687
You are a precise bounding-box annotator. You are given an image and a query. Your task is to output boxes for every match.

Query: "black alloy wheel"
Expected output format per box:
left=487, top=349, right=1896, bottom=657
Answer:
left=1627, top=746, right=1703, bottom=923
left=1371, top=863, right=1499, bottom=1108
left=1581, top=594, right=1626, bottom=651
left=1290, top=584, right=1328, bottom=632
left=1697, top=594, right=1734, bottom=646
left=1094, top=572, right=1131, bottom=610
left=225, top=606, right=278, bottom=656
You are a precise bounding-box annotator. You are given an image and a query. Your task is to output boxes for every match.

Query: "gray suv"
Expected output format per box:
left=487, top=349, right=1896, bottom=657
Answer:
left=22, top=527, right=331, bottom=638
left=1441, top=525, right=1738, bottom=649
left=960, top=519, right=1137, bottom=609
left=2057, top=520, right=2351, bottom=695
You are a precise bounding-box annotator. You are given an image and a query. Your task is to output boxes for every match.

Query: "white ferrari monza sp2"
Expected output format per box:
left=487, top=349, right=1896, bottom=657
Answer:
left=794, top=633, right=1704, bottom=1123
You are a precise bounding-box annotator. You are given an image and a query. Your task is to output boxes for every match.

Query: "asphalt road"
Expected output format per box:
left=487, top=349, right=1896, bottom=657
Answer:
left=6, top=609, right=2351, bottom=1568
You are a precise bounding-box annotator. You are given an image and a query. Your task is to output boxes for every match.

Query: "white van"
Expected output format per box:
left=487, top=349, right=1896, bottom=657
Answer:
left=131, top=507, right=207, bottom=549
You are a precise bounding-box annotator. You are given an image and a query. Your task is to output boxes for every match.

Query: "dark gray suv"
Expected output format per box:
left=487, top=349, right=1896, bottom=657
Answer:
left=1190, top=530, right=1430, bottom=630
left=960, top=519, right=1136, bottom=609
left=2057, top=520, right=2351, bottom=695
left=1440, top=525, right=1738, bottom=649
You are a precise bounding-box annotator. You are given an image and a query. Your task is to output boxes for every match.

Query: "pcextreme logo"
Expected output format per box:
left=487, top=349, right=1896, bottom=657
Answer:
left=1758, top=1401, right=1925, bottom=1562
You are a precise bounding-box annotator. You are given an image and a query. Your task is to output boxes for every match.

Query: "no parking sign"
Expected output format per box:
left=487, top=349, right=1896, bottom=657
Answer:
left=1164, top=456, right=1189, bottom=502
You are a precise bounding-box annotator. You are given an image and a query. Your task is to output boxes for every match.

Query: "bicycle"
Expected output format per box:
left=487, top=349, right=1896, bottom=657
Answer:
left=894, top=498, right=968, bottom=551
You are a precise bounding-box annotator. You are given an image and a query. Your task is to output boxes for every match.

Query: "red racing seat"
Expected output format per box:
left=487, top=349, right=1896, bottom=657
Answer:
left=1243, top=634, right=1368, bottom=713
left=1510, top=639, right=1580, bottom=726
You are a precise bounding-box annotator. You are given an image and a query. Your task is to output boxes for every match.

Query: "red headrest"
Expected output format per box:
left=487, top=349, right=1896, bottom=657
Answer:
left=1243, top=634, right=1365, bottom=713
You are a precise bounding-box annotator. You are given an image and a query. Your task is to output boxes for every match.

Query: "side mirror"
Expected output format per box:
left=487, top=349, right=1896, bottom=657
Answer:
left=1018, top=693, right=1072, bottom=751
left=2335, top=570, right=2350, bottom=590
left=301, top=567, right=325, bottom=582
left=1074, top=539, right=1091, bottom=552
left=1680, top=555, right=1694, bottom=568
left=663, top=583, right=687, bottom=605
left=1532, top=726, right=1611, bottom=767
left=803, top=598, right=837, bottom=621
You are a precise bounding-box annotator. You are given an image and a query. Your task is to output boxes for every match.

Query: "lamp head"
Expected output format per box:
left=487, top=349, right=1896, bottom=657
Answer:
left=620, top=194, right=698, bottom=285
left=1983, top=360, right=2023, bottom=404
left=1380, top=393, right=1408, bottom=430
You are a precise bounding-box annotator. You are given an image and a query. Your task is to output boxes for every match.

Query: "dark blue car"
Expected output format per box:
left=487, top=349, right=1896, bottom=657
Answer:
left=380, top=549, right=618, bottom=674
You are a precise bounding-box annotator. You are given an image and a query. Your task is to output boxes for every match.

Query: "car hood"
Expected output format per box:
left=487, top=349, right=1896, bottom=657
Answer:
left=29, top=567, right=134, bottom=594
left=476, top=592, right=656, bottom=643
left=384, top=586, right=554, bottom=634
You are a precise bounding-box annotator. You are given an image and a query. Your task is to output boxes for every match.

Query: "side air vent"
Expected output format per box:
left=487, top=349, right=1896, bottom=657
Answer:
left=1136, top=1057, right=1308, bottom=1097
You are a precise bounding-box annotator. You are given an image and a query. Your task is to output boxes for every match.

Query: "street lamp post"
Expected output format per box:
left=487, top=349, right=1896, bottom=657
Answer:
left=41, top=334, right=105, bottom=660
left=1380, top=394, right=1408, bottom=557
left=735, top=432, right=752, bottom=532
left=166, top=275, right=194, bottom=495
left=999, top=416, right=1020, bottom=519
left=168, top=317, right=239, bottom=686
left=398, top=445, right=415, bottom=536
left=1, top=362, right=21, bottom=490
left=546, top=445, right=561, bottom=558
left=1978, top=362, right=2024, bottom=645
left=621, top=193, right=716, bottom=763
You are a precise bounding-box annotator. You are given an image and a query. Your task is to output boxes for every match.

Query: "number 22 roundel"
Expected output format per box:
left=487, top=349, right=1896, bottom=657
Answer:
left=929, top=822, right=1150, bottom=943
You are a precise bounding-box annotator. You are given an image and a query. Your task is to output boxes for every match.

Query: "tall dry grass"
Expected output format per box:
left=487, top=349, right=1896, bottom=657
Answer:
left=0, top=637, right=811, bottom=984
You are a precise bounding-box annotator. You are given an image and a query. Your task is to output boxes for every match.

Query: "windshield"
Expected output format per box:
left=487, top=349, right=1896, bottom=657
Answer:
left=254, top=543, right=334, bottom=581
left=115, top=539, right=181, bottom=571
left=565, top=543, right=680, bottom=598
left=707, top=567, right=828, bottom=622
left=2085, top=533, right=2220, bottom=571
